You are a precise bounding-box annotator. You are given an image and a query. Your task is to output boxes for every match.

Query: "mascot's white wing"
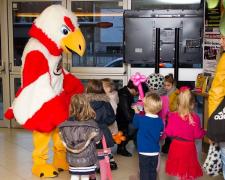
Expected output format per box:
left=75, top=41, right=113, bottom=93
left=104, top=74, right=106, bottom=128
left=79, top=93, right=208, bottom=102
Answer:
left=13, top=39, right=63, bottom=125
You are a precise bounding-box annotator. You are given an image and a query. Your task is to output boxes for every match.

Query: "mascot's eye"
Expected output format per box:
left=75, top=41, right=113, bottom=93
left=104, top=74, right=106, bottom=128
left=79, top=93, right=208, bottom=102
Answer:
left=61, top=26, right=70, bottom=35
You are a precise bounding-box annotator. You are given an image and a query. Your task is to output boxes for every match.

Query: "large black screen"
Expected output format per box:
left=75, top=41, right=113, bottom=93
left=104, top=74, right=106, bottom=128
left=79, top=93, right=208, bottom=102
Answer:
left=124, top=10, right=203, bottom=68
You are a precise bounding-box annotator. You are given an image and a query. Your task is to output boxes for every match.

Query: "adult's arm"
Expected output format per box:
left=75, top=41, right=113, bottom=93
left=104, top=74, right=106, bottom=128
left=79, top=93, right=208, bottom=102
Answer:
left=208, top=53, right=225, bottom=116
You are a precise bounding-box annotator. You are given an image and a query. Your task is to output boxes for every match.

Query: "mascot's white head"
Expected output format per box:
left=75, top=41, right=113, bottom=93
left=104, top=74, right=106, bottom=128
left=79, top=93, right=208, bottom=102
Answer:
left=29, top=5, right=85, bottom=56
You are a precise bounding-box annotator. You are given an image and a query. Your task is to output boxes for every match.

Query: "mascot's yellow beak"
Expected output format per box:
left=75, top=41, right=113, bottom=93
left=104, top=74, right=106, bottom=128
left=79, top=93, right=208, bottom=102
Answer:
left=61, top=28, right=86, bottom=57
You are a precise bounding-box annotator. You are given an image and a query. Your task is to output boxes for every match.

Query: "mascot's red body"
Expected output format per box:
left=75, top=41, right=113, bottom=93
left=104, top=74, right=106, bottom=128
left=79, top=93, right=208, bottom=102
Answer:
left=5, top=5, right=85, bottom=177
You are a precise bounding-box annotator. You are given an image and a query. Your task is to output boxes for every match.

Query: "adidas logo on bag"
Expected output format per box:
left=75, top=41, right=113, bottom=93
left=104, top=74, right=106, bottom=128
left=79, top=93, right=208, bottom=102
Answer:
left=214, top=107, right=225, bottom=120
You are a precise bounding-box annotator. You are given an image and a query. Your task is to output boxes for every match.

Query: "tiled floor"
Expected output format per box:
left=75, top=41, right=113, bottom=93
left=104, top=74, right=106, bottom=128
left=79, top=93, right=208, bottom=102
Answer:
left=0, top=128, right=224, bottom=180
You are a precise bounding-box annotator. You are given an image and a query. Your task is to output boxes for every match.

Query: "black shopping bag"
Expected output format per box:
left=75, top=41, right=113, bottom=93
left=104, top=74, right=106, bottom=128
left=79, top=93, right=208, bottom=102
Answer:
left=207, top=97, right=225, bottom=142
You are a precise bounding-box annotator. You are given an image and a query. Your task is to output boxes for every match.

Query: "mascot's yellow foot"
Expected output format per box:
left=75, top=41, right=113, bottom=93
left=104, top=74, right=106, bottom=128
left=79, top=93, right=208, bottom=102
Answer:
left=53, top=156, right=69, bottom=172
left=32, top=164, right=58, bottom=178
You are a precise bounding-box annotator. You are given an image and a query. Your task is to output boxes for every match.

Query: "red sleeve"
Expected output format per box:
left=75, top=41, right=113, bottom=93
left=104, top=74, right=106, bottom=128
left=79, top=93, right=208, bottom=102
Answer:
left=63, top=72, right=84, bottom=107
left=63, top=73, right=84, bottom=95
left=193, top=113, right=206, bottom=139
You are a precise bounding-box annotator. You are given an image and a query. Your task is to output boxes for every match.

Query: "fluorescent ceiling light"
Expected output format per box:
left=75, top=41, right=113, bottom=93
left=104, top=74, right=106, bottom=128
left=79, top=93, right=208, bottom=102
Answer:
left=157, top=0, right=201, bottom=4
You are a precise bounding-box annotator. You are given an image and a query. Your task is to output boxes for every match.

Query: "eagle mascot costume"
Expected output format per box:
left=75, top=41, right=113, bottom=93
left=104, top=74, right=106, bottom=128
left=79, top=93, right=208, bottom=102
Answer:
left=4, top=5, right=85, bottom=178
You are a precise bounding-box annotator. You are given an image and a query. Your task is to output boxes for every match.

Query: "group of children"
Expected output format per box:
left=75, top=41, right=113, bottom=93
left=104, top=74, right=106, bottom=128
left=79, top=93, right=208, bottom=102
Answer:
left=59, top=73, right=206, bottom=180
left=59, top=78, right=119, bottom=180
left=129, top=73, right=205, bottom=180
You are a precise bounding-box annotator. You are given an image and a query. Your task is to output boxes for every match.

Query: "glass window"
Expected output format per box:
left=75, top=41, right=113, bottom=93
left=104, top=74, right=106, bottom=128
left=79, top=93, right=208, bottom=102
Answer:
left=12, top=1, right=61, bottom=66
left=71, top=1, right=123, bottom=67
left=14, top=78, right=21, bottom=95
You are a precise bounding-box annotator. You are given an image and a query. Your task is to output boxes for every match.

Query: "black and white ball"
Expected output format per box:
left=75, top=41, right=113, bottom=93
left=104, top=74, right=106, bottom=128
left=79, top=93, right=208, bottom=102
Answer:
left=146, top=73, right=165, bottom=91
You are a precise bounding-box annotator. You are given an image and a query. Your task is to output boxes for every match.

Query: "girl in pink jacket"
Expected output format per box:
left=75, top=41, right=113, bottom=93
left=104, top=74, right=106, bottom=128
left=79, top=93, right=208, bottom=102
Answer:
left=165, top=87, right=206, bottom=180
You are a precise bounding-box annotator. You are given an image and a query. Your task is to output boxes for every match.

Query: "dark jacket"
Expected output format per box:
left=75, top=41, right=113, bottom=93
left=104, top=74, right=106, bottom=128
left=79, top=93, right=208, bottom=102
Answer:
left=85, top=93, right=116, bottom=147
left=59, top=118, right=102, bottom=167
left=116, top=86, right=135, bottom=130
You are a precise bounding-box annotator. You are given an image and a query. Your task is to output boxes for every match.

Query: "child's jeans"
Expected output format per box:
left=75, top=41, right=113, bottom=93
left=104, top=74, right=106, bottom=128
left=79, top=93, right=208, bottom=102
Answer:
left=138, top=154, right=158, bottom=180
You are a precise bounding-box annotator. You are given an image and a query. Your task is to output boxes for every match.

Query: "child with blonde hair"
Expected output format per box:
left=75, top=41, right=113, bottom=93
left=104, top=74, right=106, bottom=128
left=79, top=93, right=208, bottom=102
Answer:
left=59, top=94, right=102, bottom=180
left=132, top=92, right=164, bottom=180
left=165, top=87, right=206, bottom=180
left=145, top=73, right=169, bottom=127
